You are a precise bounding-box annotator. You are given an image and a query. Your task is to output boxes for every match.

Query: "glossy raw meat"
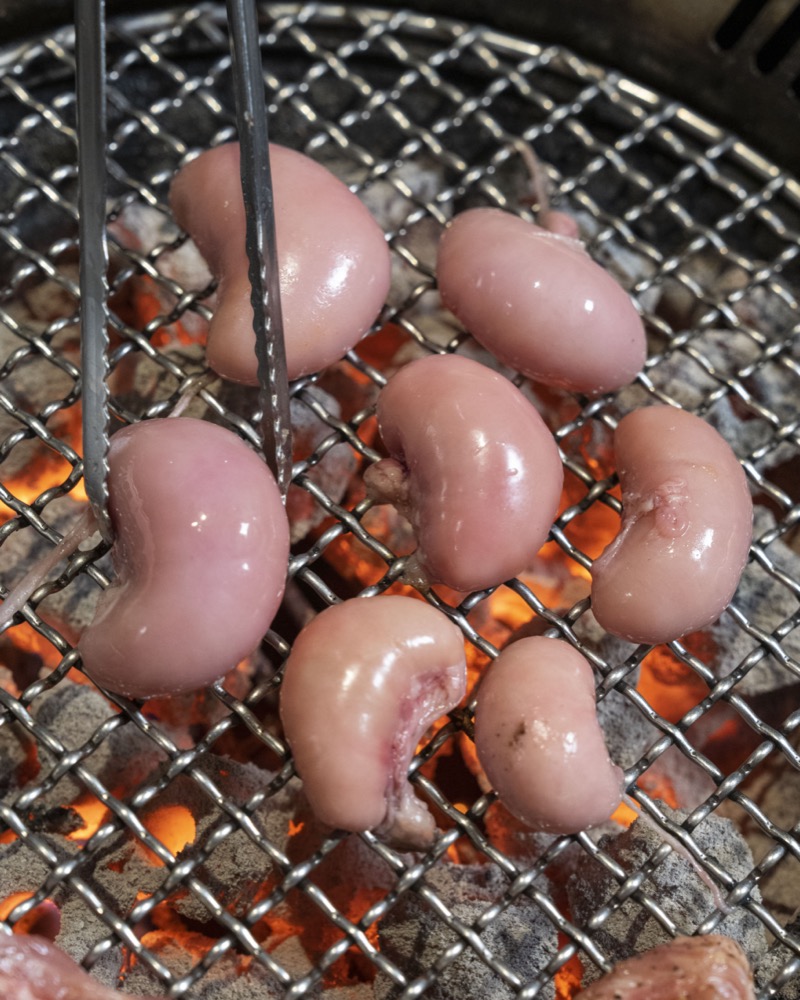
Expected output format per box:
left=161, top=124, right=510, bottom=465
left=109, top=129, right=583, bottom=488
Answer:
left=79, top=418, right=289, bottom=698
left=591, top=406, right=753, bottom=644
left=280, top=595, right=466, bottom=849
left=363, top=354, right=563, bottom=593
left=436, top=207, right=646, bottom=394
left=474, top=636, right=622, bottom=834
left=577, top=934, right=755, bottom=999
left=170, top=142, right=391, bottom=381
left=0, top=933, right=162, bottom=999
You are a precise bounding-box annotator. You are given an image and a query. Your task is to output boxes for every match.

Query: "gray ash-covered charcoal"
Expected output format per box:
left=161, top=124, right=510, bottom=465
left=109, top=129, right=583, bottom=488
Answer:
left=566, top=806, right=766, bottom=986
left=0, top=495, right=106, bottom=640
left=89, top=758, right=298, bottom=926
left=121, top=934, right=294, bottom=999
left=29, top=682, right=166, bottom=808
left=755, top=912, right=800, bottom=1000
left=288, top=386, right=358, bottom=544
left=707, top=506, right=800, bottom=697
left=595, top=688, right=659, bottom=772
left=375, top=861, right=557, bottom=1000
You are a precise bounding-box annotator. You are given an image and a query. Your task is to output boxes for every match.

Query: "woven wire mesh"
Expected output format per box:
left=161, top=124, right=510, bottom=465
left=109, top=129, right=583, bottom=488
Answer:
left=0, top=3, right=799, bottom=997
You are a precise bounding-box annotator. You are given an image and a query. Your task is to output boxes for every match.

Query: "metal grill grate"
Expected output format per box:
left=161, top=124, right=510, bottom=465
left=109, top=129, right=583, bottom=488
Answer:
left=0, top=4, right=800, bottom=998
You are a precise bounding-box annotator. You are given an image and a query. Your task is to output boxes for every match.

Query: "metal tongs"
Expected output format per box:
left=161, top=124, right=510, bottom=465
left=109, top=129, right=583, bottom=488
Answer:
left=76, top=0, right=292, bottom=545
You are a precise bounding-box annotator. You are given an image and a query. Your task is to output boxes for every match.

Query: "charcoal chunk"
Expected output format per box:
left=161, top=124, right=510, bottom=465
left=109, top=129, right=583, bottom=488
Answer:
left=566, top=806, right=767, bottom=986
left=375, top=861, right=557, bottom=1000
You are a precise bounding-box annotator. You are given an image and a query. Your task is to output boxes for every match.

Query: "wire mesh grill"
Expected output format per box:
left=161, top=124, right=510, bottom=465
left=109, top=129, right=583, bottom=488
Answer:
left=0, top=3, right=800, bottom=997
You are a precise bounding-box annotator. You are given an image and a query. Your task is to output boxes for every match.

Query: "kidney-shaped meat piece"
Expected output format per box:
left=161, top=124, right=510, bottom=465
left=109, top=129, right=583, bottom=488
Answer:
left=0, top=933, right=162, bottom=999
left=169, top=142, right=391, bottom=382
left=591, top=406, right=752, bottom=645
left=474, top=636, right=622, bottom=834
left=577, top=934, right=755, bottom=999
left=436, top=207, right=646, bottom=395
left=363, top=354, right=563, bottom=593
left=279, top=595, right=466, bottom=849
left=78, top=418, right=289, bottom=698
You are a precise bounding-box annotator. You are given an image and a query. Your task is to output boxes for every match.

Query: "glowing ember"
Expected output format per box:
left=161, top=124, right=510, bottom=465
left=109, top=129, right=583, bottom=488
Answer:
left=67, top=792, right=111, bottom=844
left=116, top=276, right=202, bottom=350
left=555, top=947, right=584, bottom=1000
left=140, top=805, right=197, bottom=866
left=637, top=646, right=710, bottom=724
left=0, top=404, right=87, bottom=520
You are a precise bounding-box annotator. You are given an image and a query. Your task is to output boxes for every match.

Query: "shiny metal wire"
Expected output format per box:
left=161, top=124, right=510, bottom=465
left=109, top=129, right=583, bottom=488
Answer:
left=0, top=4, right=799, bottom=998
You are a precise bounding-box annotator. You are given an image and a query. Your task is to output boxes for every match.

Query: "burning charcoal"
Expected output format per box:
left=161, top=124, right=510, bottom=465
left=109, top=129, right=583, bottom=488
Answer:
left=483, top=801, right=570, bottom=870
left=0, top=311, right=79, bottom=401
left=55, top=895, right=125, bottom=988
left=359, top=160, right=444, bottom=233
left=20, top=264, right=79, bottom=323
left=111, top=201, right=213, bottom=343
left=110, top=343, right=209, bottom=419
left=325, top=987, right=374, bottom=1000
left=0, top=718, right=35, bottom=797
left=288, top=387, right=358, bottom=544
left=90, top=758, right=300, bottom=928
left=569, top=210, right=660, bottom=312
left=636, top=744, right=717, bottom=813
left=596, top=689, right=660, bottom=772
left=121, top=934, right=290, bottom=999
left=707, top=507, right=800, bottom=697
left=283, top=819, right=414, bottom=966
left=615, top=330, right=761, bottom=418
left=0, top=841, right=125, bottom=985
left=0, top=840, right=56, bottom=910
left=0, top=312, right=80, bottom=480
left=754, top=912, right=800, bottom=1000
left=651, top=250, right=750, bottom=332
left=734, top=282, right=798, bottom=342
left=0, top=495, right=104, bottom=640
left=612, top=330, right=796, bottom=474
left=0, top=934, right=142, bottom=998
left=30, top=683, right=167, bottom=808
left=718, top=730, right=800, bottom=921
left=572, top=611, right=642, bottom=686
left=566, top=806, right=767, bottom=986
left=374, top=861, right=557, bottom=1000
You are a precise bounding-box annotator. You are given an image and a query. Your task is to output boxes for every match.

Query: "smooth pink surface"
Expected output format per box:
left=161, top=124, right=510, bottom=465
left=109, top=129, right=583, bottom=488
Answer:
left=169, top=142, right=391, bottom=381
left=280, top=596, right=466, bottom=849
left=577, top=934, right=755, bottom=999
left=79, top=418, right=289, bottom=698
left=0, top=934, right=162, bottom=1000
left=363, top=354, right=563, bottom=593
left=591, top=406, right=753, bottom=645
left=474, top=636, right=622, bottom=834
left=436, top=207, right=646, bottom=394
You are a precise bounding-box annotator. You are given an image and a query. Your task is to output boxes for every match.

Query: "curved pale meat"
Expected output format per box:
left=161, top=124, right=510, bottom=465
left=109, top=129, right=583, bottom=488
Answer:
left=0, top=934, right=162, bottom=1000
left=78, top=418, right=289, bottom=698
left=591, top=406, right=752, bottom=644
left=577, top=934, right=755, bottom=999
left=279, top=595, right=466, bottom=849
left=436, top=207, right=646, bottom=394
left=169, top=142, right=391, bottom=381
left=363, top=354, right=563, bottom=593
left=474, top=636, right=622, bottom=834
